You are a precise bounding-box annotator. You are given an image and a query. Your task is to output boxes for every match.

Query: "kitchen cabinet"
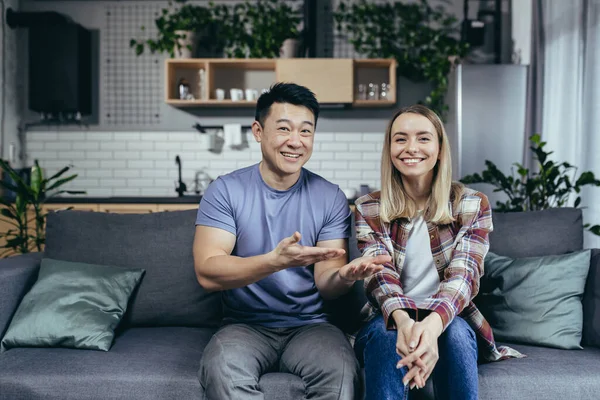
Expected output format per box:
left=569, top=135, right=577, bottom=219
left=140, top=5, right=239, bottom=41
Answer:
left=165, top=58, right=396, bottom=107
left=98, top=204, right=158, bottom=214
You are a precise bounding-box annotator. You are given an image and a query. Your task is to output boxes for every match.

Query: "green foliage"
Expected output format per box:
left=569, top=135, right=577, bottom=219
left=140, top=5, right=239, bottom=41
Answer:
left=0, top=160, right=85, bottom=257
left=460, top=134, right=600, bottom=236
left=334, top=0, right=469, bottom=120
left=219, top=0, right=302, bottom=58
left=130, top=1, right=223, bottom=58
left=130, top=0, right=302, bottom=59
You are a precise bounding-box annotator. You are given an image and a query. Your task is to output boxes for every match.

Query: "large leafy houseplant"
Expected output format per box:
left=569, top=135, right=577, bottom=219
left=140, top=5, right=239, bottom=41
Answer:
left=0, top=160, right=85, bottom=257
left=334, top=0, right=469, bottom=120
left=460, top=134, right=600, bottom=236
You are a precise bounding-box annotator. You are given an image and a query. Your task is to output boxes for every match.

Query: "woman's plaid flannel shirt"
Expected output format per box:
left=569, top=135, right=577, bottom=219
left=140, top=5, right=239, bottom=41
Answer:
left=355, top=188, right=524, bottom=362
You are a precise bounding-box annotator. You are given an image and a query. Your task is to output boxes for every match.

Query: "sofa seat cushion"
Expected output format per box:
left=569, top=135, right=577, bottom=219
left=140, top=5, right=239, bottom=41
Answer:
left=478, top=343, right=600, bottom=400
left=0, top=327, right=305, bottom=400
left=0, top=327, right=214, bottom=400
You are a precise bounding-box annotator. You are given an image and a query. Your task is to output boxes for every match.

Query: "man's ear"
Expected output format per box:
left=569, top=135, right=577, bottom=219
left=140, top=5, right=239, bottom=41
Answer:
left=252, top=121, right=263, bottom=143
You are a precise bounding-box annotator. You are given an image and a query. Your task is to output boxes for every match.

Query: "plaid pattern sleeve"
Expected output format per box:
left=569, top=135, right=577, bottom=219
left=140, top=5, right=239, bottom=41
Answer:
left=428, top=192, right=491, bottom=331
left=355, top=193, right=417, bottom=329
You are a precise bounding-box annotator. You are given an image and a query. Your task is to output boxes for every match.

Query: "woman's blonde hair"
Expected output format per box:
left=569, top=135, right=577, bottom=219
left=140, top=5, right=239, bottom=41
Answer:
left=379, top=104, right=463, bottom=224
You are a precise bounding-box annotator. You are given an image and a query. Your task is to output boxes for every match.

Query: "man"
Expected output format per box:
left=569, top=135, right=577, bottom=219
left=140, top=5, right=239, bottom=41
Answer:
left=194, top=82, right=390, bottom=400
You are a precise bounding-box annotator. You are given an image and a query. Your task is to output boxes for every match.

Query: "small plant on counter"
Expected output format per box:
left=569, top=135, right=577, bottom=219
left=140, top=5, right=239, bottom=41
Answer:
left=0, top=160, right=85, bottom=257
left=460, top=134, right=600, bottom=236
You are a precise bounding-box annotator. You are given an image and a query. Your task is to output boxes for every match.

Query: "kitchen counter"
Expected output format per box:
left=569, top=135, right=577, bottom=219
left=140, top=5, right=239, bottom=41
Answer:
left=45, top=196, right=358, bottom=205
left=45, top=196, right=204, bottom=204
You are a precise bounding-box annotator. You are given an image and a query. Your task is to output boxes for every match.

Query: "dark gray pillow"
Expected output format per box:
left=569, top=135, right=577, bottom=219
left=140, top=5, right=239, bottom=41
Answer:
left=582, top=249, right=600, bottom=348
left=490, top=208, right=583, bottom=258
left=44, top=209, right=222, bottom=328
left=1, top=258, right=144, bottom=352
left=477, top=250, right=591, bottom=350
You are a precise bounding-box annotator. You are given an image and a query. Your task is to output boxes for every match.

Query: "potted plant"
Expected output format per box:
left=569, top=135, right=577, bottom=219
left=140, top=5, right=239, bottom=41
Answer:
left=130, top=1, right=226, bottom=58
left=220, top=0, right=303, bottom=58
left=460, top=134, right=600, bottom=236
left=334, top=0, right=469, bottom=120
left=0, top=160, right=85, bottom=257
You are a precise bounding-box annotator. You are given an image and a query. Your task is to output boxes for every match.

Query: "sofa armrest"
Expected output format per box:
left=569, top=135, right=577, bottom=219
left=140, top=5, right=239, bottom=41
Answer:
left=583, top=249, right=600, bottom=347
left=0, top=253, right=43, bottom=337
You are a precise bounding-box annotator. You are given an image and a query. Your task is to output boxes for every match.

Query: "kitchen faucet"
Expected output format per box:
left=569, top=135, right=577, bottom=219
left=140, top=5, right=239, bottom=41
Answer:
left=175, top=155, right=187, bottom=197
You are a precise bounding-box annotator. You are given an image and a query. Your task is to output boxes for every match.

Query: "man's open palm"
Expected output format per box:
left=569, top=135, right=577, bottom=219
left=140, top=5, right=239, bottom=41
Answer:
left=272, top=232, right=345, bottom=269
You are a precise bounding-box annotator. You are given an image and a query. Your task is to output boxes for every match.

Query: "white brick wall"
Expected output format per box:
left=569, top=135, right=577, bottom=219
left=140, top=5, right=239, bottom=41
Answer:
left=26, top=130, right=384, bottom=197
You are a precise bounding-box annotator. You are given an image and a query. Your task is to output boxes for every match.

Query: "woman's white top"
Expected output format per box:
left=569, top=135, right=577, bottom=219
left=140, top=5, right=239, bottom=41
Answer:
left=401, top=211, right=440, bottom=307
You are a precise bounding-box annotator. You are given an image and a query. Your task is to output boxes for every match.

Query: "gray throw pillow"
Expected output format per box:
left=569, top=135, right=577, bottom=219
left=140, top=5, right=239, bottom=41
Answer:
left=477, top=250, right=591, bottom=350
left=1, top=258, right=145, bottom=352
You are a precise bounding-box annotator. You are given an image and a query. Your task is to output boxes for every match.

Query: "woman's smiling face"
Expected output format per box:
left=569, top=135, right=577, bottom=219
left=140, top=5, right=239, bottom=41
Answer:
left=389, top=112, right=440, bottom=182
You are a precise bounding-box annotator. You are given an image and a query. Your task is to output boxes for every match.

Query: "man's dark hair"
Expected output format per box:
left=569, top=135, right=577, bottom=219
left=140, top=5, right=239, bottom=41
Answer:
left=255, top=82, right=320, bottom=128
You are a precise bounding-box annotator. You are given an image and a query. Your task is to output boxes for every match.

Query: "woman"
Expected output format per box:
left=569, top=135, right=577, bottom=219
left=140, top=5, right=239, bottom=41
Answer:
left=353, top=105, right=523, bottom=400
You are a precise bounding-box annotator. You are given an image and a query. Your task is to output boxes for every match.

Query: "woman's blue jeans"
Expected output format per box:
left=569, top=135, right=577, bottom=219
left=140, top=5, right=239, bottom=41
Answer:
left=354, top=314, right=478, bottom=400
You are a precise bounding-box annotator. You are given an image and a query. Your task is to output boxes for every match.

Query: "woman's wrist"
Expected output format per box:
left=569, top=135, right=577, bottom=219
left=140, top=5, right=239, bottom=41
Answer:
left=391, top=309, right=411, bottom=325
left=423, top=312, right=444, bottom=337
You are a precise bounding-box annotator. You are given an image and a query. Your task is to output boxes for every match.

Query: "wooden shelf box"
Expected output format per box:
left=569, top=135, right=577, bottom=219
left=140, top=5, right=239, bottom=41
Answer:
left=165, top=58, right=396, bottom=107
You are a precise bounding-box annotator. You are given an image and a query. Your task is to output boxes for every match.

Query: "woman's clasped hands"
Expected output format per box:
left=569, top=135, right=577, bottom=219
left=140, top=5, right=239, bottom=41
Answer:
left=393, top=309, right=444, bottom=390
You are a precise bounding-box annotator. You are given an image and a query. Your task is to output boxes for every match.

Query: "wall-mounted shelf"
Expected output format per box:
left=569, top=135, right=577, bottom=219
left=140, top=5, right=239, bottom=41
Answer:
left=165, top=58, right=396, bottom=108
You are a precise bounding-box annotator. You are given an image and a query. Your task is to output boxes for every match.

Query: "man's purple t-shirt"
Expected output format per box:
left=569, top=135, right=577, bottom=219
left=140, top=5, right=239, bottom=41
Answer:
left=196, top=163, right=351, bottom=328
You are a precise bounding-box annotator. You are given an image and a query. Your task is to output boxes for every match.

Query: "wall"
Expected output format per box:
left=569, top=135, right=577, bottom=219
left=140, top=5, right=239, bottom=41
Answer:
left=26, top=129, right=383, bottom=196
left=0, top=0, right=21, bottom=165
left=14, top=0, right=526, bottom=197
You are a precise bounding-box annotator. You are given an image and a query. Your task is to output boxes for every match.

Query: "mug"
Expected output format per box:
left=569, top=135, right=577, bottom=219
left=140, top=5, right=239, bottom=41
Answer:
left=215, top=88, right=225, bottom=100
left=245, top=89, right=258, bottom=101
left=230, top=88, right=244, bottom=101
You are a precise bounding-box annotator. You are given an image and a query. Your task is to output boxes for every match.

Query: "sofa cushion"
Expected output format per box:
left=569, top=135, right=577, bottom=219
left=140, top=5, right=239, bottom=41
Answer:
left=44, top=210, right=222, bottom=328
left=0, top=327, right=213, bottom=400
left=489, top=208, right=583, bottom=258
left=1, top=258, right=144, bottom=352
left=0, top=327, right=304, bottom=400
left=583, top=249, right=600, bottom=347
left=477, top=251, right=591, bottom=349
left=478, top=343, right=600, bottom=400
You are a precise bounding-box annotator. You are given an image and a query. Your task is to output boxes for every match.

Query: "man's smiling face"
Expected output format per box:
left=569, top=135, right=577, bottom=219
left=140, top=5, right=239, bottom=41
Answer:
left=253, top=102, right=315, bottom=183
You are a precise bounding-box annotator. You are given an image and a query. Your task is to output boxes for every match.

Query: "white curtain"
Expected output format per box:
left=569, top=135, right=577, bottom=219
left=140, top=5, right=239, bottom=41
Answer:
left=541, top=0, right=600, bottom=249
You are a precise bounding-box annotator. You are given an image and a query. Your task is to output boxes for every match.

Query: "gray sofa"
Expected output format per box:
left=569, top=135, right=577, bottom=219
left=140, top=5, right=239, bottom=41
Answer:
left=1, top=207, right=599, bottom=400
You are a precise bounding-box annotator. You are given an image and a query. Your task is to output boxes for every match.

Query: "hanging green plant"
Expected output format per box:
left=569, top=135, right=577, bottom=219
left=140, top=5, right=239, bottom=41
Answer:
left=460, top=134, right=600, bottom=236
left=334, top=0, right=469, bottom=120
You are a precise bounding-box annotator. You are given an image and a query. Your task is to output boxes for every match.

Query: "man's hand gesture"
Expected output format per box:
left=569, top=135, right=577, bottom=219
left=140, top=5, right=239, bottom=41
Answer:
left=270, top=232, right=345, bottom=270
left=338, top=255, right=391, bottom=282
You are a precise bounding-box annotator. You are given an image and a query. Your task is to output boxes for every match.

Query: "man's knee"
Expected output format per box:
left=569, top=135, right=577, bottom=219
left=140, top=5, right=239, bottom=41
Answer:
left=198, top=329, right=264, bottom=395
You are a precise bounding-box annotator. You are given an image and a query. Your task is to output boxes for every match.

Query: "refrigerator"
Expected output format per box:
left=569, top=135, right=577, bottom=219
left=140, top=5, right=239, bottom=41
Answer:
left=445, top=64, right=529, bottom=207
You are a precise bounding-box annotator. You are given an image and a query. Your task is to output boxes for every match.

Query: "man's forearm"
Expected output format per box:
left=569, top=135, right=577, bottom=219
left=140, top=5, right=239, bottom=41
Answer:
left=316, top=267, right=354, bottom=300
left=196, top=253, right=278, bottom=291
